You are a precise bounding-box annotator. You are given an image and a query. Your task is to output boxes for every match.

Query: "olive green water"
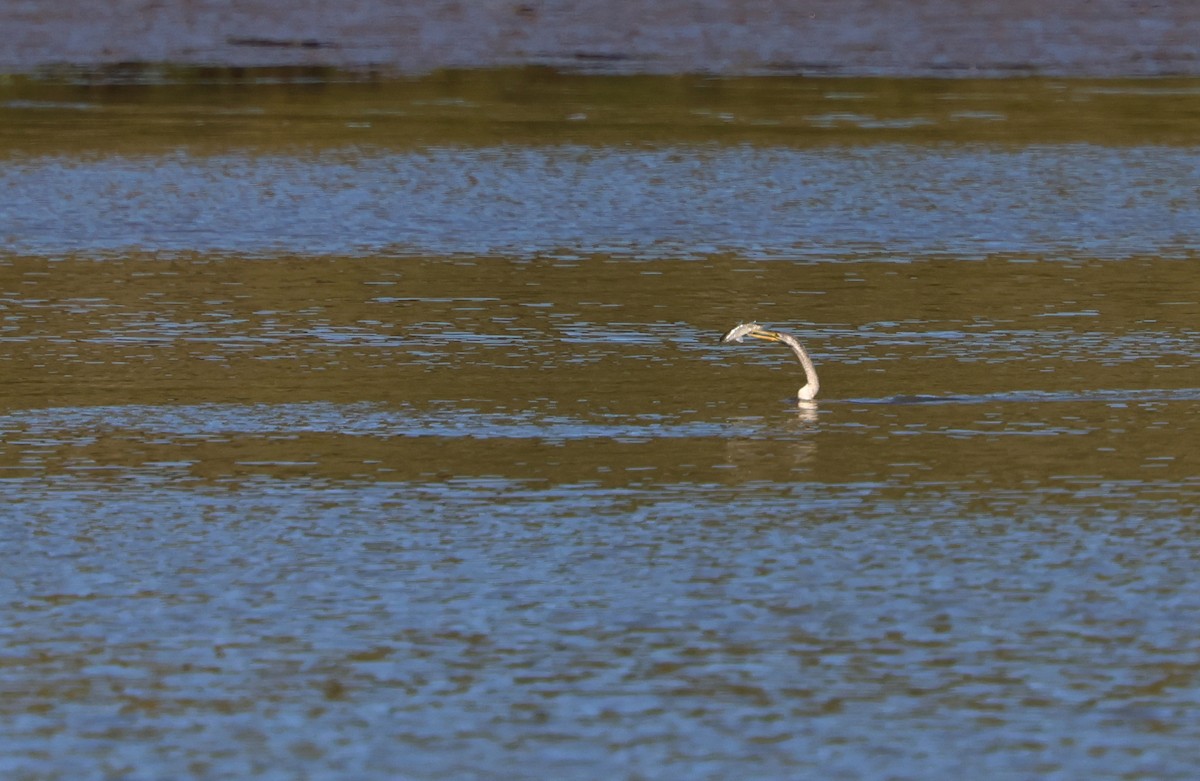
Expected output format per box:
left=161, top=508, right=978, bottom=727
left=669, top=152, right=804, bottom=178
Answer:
left=3, top=71, right=1200, bottom=780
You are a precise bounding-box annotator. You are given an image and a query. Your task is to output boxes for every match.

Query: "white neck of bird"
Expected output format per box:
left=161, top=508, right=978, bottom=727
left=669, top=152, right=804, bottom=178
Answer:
left=789, top=338, right=819, bottom=400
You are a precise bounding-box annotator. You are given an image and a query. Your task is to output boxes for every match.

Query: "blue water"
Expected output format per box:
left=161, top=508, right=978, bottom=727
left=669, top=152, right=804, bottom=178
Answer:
left=3, top=145, right=1200, bottom=259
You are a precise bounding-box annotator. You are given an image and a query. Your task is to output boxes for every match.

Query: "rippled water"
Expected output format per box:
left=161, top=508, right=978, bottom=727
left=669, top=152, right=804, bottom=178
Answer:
left=3, top=72, right=1200, bottom=780
left=5, top=145, right=1200, bottom=258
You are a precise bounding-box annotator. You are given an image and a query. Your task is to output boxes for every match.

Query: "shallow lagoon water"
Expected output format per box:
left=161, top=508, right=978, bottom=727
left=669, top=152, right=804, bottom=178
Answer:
left=3, top=72, right=1200, bottom=779
left=5, top=145, right=1200, bottom=258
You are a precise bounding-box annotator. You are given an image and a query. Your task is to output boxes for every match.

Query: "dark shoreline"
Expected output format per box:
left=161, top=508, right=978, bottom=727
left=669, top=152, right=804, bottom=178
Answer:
left=4, top=0, right=1200, bottom=77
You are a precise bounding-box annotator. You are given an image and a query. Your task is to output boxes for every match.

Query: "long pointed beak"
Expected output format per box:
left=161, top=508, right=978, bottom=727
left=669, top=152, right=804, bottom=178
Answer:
left=748, top=330, right=783, bottom=342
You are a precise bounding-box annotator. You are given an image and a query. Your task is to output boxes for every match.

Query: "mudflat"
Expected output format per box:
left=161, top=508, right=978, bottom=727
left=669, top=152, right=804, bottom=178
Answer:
left=3, top=0, right=1200, bottom=76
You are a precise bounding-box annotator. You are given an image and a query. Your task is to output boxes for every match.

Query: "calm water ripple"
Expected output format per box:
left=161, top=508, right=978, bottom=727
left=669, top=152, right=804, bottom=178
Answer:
left=3, top=145, right=1200, bottom=259
left=5, top=472, right=1200, bottom=780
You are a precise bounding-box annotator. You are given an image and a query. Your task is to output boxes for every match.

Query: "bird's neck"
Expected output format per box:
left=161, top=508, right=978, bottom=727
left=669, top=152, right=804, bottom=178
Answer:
left=793, top=343, right=819, bottom=400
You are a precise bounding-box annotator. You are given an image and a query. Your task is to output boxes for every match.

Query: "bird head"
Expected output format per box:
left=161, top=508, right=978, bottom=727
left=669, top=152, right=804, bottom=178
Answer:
left=720, top=322, right=783, bottom=344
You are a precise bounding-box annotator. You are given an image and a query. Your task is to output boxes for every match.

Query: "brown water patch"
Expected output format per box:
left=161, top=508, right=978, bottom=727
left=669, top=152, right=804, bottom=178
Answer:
left=5, top=71, right=1200, bottom=154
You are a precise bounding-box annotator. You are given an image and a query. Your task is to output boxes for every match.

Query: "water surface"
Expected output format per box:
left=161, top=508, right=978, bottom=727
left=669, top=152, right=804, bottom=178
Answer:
left=3, top=72, right=1200, bottom=780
